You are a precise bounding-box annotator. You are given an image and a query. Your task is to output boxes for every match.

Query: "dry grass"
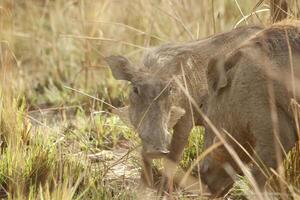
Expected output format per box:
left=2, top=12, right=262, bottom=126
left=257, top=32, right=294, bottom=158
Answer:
left=0, top=0, right=300, bottom=199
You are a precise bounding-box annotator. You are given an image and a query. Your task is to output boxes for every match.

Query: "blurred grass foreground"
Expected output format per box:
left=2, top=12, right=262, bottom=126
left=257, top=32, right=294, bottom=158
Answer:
left=0, top=0, right=300, bottom=199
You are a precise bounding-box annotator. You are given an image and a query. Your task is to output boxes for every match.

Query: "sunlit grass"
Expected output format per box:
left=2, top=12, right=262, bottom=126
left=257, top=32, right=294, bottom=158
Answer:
left=1, top=0, right=300, bottom=199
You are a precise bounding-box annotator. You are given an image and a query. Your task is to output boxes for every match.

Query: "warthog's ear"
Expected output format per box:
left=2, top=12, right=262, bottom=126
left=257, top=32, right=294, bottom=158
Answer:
left=168, top=106, right=186, bottom=128
left=207, top=55, right=227, bottom=93
left=207, top=51, right=243, bottom=93
left=112, top=106, right=132, bottom=128
left=105, top=56, right=134, bottom=81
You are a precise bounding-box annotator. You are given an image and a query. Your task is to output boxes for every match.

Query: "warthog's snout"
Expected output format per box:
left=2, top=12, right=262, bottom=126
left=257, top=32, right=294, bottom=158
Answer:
left=142, top=144, right=170, bottom=159
left=140, top=129, right=171, bottom=159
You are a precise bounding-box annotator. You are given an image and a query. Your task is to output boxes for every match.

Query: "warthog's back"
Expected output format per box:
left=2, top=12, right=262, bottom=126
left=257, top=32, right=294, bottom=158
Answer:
left=142, top=25, right=263, bottom=112
left=228, top=20, right=300, bottom=120
left=201, top=20, right=300, bottom=196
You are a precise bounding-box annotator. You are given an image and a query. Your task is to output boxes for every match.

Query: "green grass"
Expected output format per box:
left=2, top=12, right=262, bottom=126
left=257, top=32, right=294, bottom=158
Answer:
left=0, top=91, right=140, bottom=199
left=1, top=0, right=300, bottom=199
left=180, top=127, right=204, bottom=170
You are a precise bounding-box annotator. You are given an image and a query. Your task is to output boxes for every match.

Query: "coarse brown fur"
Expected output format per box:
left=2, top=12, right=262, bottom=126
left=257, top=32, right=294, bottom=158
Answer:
left=105, top=25, right=263, bottom=193
left=201, top=20, right=300, bottom=197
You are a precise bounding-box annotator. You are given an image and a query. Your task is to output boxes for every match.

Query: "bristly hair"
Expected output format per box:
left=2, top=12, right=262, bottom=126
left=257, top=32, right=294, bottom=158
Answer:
left=250, top=20, right=300, bottom=56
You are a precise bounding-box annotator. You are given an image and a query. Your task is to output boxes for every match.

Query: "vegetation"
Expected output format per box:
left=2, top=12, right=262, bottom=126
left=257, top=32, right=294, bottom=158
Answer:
left=0, top=0, right=299, bottom=199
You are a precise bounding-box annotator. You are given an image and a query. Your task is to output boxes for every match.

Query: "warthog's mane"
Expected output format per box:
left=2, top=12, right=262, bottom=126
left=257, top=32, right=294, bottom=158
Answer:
left=141, top=43, right=196, bottom=71
left=241, top=20, right=300, bottom=56
left=140, top=25, right=263, bottom=76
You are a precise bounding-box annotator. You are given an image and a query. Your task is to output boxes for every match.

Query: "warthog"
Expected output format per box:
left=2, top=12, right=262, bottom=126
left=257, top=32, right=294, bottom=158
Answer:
left=200, top=21, right=300, bottom=196
left=105, top=25, right=263, bottom=191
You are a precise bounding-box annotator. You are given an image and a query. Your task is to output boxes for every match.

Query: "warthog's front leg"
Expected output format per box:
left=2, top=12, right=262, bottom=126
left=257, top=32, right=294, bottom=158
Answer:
left=140, top=153, right=154, bottom=188
left=159, top=114, right=193, bottom=195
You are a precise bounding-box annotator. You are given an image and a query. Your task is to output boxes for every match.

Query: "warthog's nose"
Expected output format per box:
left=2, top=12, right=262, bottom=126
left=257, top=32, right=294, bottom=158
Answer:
left=143, top=146, right=170, bottom=158
left=145, top=147, right=170, bottom=155
left=157, top=148, right=170, bottom=154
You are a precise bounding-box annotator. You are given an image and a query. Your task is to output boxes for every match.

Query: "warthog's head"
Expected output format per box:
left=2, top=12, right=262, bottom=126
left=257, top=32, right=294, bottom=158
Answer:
left=200, top=53, right=248, bottom=197
left=105, top=47, right=194, bottom=158
left=200, top=137, right=235, bottom=197
left=198, top=54, right=236, bottom=196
